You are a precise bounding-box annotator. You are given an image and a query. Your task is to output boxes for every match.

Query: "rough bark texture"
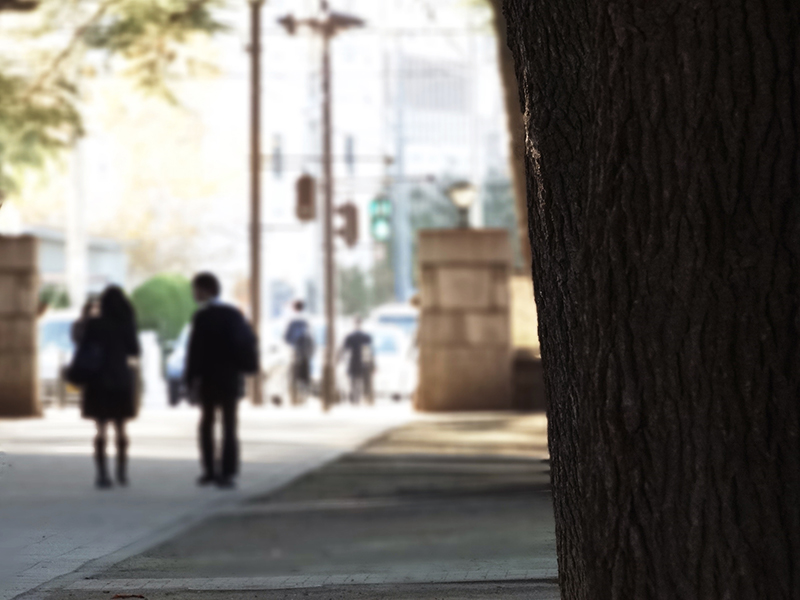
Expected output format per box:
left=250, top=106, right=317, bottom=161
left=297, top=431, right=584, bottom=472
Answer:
left=503, top=1, right=800, bottom=598
left=488, top=0, right=532, bottom=276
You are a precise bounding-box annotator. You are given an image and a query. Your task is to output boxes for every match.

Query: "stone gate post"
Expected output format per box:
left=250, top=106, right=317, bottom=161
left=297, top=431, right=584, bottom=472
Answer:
left=416, top=229, right=512, bottom=411
left=0, top=235, right=41, bottom=417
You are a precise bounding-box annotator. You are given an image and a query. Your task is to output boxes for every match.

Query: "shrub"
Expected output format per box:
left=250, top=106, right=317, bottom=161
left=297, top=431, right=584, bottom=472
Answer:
left=131, top=274, right=194, bottom=345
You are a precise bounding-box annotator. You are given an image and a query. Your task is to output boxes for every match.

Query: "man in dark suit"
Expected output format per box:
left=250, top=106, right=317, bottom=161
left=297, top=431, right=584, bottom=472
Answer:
left=186, top=272, right=258, bottom=488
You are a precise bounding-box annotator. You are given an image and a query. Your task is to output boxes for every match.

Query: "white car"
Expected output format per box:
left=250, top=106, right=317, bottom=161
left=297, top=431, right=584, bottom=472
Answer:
left=368, top=303, right=419, bottom=339
left=38, top=310, right=80, bottom=405
left=366, top=325, right=418, bottom=400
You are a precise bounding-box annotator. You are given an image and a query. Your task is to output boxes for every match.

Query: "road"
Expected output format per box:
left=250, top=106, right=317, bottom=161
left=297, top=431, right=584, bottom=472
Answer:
left=0, top=401, right=412, bottom=600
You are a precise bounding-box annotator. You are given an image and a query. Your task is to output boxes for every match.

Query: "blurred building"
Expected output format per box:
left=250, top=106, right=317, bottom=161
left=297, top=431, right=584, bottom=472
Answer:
left=8, top=0, right=510, bottom=328
left=26, top=226, right=128, bottom=297
left=259, top=0, right=509, bottom=312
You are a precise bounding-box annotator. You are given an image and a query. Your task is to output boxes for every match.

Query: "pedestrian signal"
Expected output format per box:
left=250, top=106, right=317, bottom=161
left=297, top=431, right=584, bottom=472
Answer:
left=369, top=195, right=392, bottom=241
left=337, top=202, right=358, bottom=248
left=296, top=174, right=316, bottom=221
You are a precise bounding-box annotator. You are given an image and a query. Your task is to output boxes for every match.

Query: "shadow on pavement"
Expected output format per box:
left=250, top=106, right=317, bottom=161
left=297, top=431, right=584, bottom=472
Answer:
left=40, top=412, right=559, bottom=599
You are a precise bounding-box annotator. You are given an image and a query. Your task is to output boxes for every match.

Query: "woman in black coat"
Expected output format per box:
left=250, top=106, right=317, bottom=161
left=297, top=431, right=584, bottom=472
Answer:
left=78, top=286, right=140, bottom=488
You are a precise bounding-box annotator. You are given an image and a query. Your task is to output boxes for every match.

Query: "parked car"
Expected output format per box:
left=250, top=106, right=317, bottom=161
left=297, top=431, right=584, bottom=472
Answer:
left=38, top=310, right=79, bottom=405
left=366, top=325, right=418, bottom=400
left=368, top=302, right=419, bottom=338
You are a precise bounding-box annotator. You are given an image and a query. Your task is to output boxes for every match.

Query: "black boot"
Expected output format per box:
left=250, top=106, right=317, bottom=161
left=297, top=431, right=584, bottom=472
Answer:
left=94, top=438, right=112, bottom=489
left=116, top=437, right=129, bottom=486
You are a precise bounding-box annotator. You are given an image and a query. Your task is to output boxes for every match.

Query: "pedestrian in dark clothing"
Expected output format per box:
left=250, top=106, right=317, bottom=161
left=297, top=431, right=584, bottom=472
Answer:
left=338, top=317, right=374, bottom=405
left=74, top=286, right=140, bottom=488
left=284, top=300, right=314, bottom=405
left=186, top=272, right=259, bottom=489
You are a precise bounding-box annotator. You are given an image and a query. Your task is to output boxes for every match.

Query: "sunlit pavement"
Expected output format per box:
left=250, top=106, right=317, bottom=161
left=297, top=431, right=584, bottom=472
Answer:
left=0, top=400, right=414, bottom=600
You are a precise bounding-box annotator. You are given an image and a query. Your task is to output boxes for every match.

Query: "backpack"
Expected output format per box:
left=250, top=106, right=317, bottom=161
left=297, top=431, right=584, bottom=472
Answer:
left=232, top=313, right=259, bottom=374
left=285, top=319, right=308, bottom=346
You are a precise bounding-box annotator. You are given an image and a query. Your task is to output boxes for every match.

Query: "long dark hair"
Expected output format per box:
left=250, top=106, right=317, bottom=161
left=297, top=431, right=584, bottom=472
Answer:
left=100, top=285, right=135, bottom=330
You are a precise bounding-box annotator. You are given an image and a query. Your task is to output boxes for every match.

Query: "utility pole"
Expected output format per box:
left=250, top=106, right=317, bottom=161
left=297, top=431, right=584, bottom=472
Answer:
left=249, top=0, right=263, bottom=405
left=320, top=0, right=336, bottom=410
left=278, top=2, right=364, bottom=410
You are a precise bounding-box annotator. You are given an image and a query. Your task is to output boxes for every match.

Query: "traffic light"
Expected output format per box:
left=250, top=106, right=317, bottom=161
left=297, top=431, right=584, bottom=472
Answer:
left=369, top=195, right=392, bottom=241
left=277, top=14, right=297, bottom=35
left=337, top=202, right=358, bottom=248
left=295, top=174, right=316, bottom=221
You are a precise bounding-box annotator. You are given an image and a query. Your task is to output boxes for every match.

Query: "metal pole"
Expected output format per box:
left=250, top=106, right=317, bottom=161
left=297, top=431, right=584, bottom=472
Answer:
left=321, top=12, right=336, bottom=410
left=249, top=0, right=263, bottom=405
left=392, top=47, right=411, bottom=302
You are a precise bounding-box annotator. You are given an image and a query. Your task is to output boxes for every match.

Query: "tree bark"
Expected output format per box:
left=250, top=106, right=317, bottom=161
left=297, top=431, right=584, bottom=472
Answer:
left=487, top=0, right=532, bottom=276
left=503, top=1, right=800, bottom=598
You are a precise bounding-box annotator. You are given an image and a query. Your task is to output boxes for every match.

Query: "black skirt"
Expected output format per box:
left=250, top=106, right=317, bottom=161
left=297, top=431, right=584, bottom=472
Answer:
left=77, top=317, right=139, bottom=421
left=82, top=373, right=137, bottom=420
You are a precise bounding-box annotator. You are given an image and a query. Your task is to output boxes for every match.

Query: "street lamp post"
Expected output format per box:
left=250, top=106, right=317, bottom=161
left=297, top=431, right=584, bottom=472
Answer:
left=249, top=0, right=264, bottom=405
left=278, top=2, right=365, bottom=410
left=446, top=181, right=477, bottom=228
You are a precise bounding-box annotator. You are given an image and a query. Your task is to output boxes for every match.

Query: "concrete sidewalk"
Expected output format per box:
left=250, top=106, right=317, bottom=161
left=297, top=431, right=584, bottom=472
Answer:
left=0, top=403, right=412, bottom=600
left=31, top=412, right=559, bottom=599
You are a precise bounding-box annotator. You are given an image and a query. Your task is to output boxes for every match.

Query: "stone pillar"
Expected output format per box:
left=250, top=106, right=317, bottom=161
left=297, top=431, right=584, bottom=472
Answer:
left=0, top=235, right=41, bottom=417
left=416, top=229, right=512, bottom=411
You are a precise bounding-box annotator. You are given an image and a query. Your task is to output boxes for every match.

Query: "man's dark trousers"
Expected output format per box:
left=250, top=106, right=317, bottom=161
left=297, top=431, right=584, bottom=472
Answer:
left=199, top=392, right=238, bottom=479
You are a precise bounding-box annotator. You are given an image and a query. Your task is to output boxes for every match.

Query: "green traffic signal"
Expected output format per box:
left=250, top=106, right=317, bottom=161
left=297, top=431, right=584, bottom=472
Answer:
left=369, top=196, right=392, bottom=241
left=371, top=219, right=391, bottom=242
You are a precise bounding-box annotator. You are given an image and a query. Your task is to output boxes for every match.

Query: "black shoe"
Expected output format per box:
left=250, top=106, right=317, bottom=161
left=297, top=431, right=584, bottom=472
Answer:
left=216, top=476, right=236, bottom=489
left=197, top=474, right=216, bottom=486
left=116, top=438, right=129, bottom=486
left=94, top=438, right=112, bottom=489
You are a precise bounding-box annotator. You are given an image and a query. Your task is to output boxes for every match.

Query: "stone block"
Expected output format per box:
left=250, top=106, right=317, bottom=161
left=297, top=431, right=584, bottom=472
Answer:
left=418, top=229, right=512, bottom=266
left=0, top=352, right=40, bottom=417
left=0, top=235, right=37, bottom=271
left=419, top=313, right=465, bottom=345
left=417, top=347, right=512, bottom=411
left=420, top=313, right=509, bottom=346
left=0, top=317, right=35, bottom=351
left=437, top=268, right=492, bottom=310
left=416, top=228, right=513, bottom=412
left=464, top=313, right=509, bottom=346
left=420, top=267, right=438, bottom=309
left=0, top=273, right=37, bottom=315
left=490, top=267, right=510, bottom=309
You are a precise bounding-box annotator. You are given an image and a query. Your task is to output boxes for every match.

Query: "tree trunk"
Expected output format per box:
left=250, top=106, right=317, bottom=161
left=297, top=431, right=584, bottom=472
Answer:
left=503, top=1, right=800, bottom=598
left=487, top=0, right=532, bottom=276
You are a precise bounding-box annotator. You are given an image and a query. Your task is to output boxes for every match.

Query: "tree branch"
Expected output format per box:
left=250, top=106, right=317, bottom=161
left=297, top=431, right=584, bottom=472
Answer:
left=0, top=0, right=39, bottom=12
left=24, top=0, right=120, bottom=98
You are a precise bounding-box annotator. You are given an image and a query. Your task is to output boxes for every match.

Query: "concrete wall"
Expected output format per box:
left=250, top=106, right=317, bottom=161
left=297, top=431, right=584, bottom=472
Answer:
left=0, top=235, right=41, bottom=417
left=416, top=229, right=512, bottom=411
